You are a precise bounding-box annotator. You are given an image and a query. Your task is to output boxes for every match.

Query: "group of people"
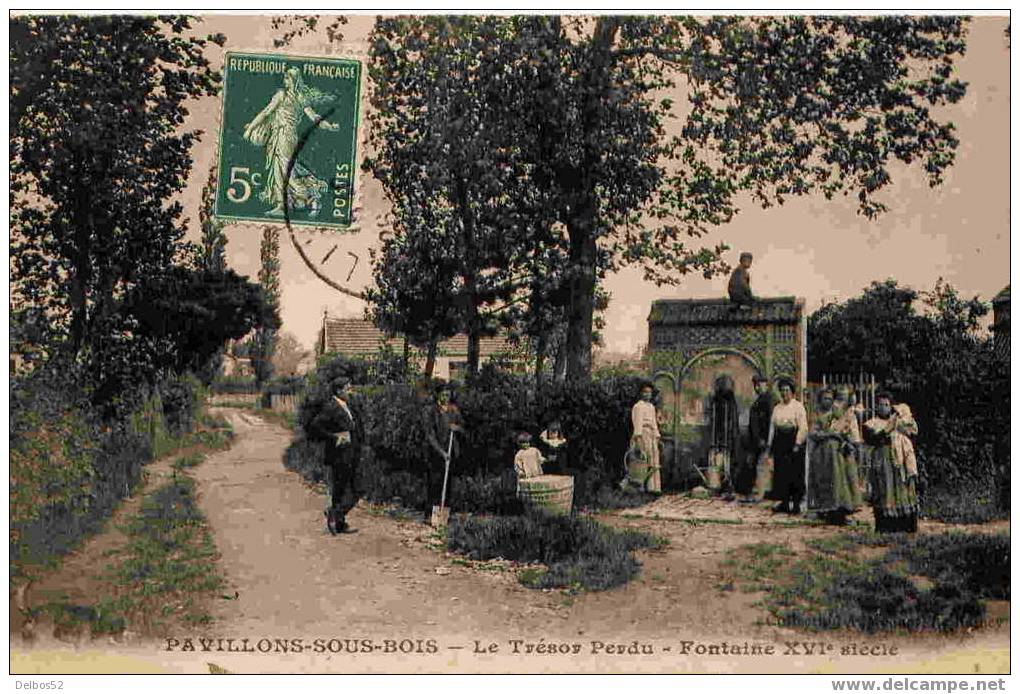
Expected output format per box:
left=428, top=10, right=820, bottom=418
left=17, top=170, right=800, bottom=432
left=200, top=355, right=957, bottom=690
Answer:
left=730, top=375, right=919, bottom=532
left=308, top=377, right=571, bottom=535
left=307, top=368, right=920, bottom=537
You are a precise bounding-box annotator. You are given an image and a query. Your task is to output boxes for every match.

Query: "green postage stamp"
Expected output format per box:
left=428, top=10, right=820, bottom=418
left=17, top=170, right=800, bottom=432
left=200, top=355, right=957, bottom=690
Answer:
left=215, top=51, right=362, bottom=228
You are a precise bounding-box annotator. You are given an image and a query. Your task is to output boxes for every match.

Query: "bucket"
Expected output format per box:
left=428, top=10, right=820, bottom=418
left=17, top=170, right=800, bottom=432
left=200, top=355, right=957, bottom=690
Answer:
left=517, top=475, right=574, bottom=515
left=707, top=449, right=729, bottom=491
left=626, top=444, right=652, bottom=489
left=430, top=506, right=449, bottom=528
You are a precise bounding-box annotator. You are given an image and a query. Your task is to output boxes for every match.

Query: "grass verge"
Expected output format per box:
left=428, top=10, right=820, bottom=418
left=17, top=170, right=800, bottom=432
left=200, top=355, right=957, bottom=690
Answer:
left=35, top=477, right=224, bottom=637
left=722, top=531, right=1009, bottom=634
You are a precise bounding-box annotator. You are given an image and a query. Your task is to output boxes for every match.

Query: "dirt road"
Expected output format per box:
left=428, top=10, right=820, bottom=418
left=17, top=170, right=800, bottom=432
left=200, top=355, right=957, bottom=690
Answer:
left=11, top=408, right=1009, bottom=674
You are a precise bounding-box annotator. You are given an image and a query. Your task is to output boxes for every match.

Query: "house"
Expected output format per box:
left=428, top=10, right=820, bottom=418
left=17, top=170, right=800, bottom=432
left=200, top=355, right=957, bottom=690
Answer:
left=317, top=313, right=519, bottom=381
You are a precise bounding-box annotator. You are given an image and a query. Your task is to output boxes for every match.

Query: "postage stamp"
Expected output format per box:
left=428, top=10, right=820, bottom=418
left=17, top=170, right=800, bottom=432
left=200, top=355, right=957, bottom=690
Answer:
left=8, top=12, right=1011, bottom=687
left=214, top=51, right=362, bottom=228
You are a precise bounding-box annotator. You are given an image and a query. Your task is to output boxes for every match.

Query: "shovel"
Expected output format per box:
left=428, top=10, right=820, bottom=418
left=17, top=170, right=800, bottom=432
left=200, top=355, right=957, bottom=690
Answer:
left=430, top=429, right=455, bottom=528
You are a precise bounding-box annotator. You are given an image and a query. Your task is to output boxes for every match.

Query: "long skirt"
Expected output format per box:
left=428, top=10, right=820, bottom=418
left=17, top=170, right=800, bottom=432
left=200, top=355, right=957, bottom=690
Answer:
left=808, top=439, right=862, bottom=516
left=869, top=445, right=918, bottom=533
left=771, top=426, right=804, bottom=503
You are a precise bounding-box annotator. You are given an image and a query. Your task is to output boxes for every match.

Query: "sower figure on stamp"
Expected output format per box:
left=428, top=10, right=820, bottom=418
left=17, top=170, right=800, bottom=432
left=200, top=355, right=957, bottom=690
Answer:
left=418, top=382, right=462, bottom=522
left=306, top=377, right=361, bottom=535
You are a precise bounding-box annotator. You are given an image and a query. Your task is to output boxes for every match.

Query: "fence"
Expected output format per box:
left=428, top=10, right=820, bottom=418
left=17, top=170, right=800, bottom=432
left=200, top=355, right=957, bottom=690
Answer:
left=821, top=372, right=877, bottom=422
left=269, top=393, right=301, bottom=413
left=809, top=372, right=878, bottom=501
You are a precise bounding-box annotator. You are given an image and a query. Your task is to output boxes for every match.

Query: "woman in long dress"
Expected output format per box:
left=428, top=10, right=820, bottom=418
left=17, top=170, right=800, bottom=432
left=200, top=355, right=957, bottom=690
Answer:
left=862, top=392, right=920, bottom=533
left=243, top=67, right=340, bottom=216
left=807, top=387, right=863, bottom=524
left=768, top=377, right=809, bottom=514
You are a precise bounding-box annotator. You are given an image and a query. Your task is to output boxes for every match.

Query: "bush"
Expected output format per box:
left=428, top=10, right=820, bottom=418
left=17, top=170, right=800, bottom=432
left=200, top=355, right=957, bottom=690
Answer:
left=778, top=566, right=986, bottom=633
left=921, top=480, right=1006, bottom=524
left=888, top=532, right=1009, bottom=600
left=448, top=473, right=523, bottom=515
left=283, top=438, right=326, bottom=484
left=446, top=512, right=663, bottom=591
left=733, top=531, right=1009, bottom=634
left=160, top=375, right=201, bottom=437
left=11, top=418, right=151, bottom=572
left=286, top=358, right=653, bottom=513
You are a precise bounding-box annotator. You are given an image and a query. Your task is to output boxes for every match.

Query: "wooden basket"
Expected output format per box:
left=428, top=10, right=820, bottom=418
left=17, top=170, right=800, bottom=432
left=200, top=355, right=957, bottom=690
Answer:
left=517, top=474, right=574, bottom=515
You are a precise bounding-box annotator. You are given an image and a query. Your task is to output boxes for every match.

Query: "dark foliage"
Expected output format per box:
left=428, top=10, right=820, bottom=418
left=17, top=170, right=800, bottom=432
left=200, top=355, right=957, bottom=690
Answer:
left=210, top=376, right=259, bottom=395
left=286, top=357, right=650, bottom=511
left=760, top=532, right=1008, bottom=634
left=11, top=16, right=224, bottom=405
left=921, top=482, right=1007, bottom=525
left=160, top=376, right=201, bottom=438
left=364, top=17, right=969, bottom=380
left=10, top=368, right=214, bottom=574
left=808, top=279, right=1007, bottom=505
left=447, top=512, right=663, bottom=591
left=122, top=266, right=278, bottom=378
left=888, top=533, right=1010, bottom=601
left=778, top=567, right=986, bottom=634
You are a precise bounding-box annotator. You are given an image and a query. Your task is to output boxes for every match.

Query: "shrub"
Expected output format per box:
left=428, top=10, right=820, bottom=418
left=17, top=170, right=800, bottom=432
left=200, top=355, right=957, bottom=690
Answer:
left=283, top=438, right=326, bottom=484
left=160, top=374, right=201, bottom=438
left=730, top=531, right=1009, bottom=634
left=448, top=473, right=523, bottom=516
left=777, top=565, right=986, bottom=633
left=287, top=359, right=653, bottom=513
left=447, top=512, right=663, bottom=591
left=888, top=532, right=1009, bottom=600
left=920, top=480, right=1006, bottom=524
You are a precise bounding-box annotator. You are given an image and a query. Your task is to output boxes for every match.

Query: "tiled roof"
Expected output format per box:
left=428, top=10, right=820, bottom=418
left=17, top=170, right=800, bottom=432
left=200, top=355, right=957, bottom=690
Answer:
left=322, top=318, right=403, bottom=355
left=648, top=296, right=803, bottom=326
left=322, top=317, right=513, bottom=357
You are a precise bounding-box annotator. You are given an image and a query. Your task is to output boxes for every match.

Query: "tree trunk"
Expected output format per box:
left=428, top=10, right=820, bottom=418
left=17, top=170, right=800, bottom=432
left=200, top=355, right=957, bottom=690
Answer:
left=563, top=218, right=598, bottom=381
left=560, top=18, right=617, bottom=382
left=467, top=329, right=481, bottom=375
left=424, top=340, right=438, bottom=379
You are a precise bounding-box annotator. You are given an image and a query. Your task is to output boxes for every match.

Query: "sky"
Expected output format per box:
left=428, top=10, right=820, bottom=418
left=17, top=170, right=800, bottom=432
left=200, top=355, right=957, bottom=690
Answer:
left=177, top=14, right=1011, bottom=355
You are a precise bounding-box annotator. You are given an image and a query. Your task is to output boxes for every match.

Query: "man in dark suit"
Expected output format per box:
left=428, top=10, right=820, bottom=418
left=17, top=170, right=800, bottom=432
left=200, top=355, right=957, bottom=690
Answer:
left=307, top=377, right=361, bottom=535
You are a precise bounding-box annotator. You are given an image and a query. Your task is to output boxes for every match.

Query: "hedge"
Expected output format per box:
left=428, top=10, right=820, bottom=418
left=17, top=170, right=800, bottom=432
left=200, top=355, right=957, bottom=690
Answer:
left=284, top=356, right=651, bottom=512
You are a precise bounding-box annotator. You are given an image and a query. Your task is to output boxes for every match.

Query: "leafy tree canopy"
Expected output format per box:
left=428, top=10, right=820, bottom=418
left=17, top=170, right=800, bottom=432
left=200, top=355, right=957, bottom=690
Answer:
left=10, top=15, right=225, bottom=396
left=359, top=15, right=970, bottom=380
